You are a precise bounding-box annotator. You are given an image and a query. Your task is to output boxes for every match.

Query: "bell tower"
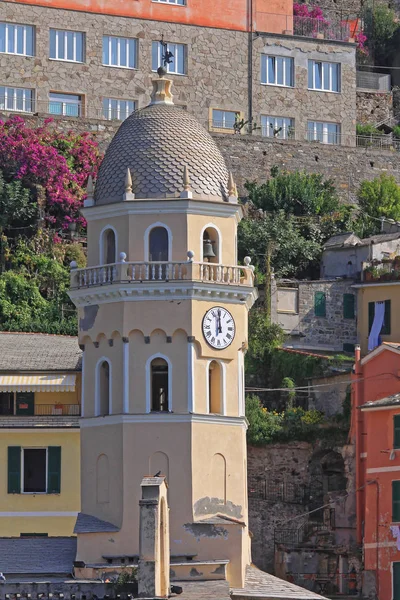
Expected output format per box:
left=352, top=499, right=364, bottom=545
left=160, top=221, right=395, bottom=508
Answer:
left=69, top=73, right=257, bottom=588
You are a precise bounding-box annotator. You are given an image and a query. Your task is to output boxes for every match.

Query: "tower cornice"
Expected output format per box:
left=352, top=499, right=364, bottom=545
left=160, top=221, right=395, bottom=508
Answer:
left=79, top=412, right=248, bottom=429
left=81, top=199, right=243, bottom=224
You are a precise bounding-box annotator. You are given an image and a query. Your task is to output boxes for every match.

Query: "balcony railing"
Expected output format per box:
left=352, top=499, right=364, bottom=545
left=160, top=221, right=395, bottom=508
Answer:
left=0, top=404, right=81, bottom=416
left=293, top=15, right=351, bottom=42
left=356, top=70, right=391, bottom=92
left=70, top=261, right=254, bottom=290
left=362, top=258, right=400, bottom=283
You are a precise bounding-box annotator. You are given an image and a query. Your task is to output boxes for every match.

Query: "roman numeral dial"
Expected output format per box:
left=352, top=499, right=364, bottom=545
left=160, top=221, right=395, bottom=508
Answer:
left=202, top=307, right=235, bottom=349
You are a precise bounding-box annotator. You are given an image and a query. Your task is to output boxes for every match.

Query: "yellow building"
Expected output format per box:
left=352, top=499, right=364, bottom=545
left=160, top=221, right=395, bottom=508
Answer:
left=68, top=73, right=257, bottom=589
left=0, top=332, right=81, bottom=539
left=353, top=273, right=399, bottom=356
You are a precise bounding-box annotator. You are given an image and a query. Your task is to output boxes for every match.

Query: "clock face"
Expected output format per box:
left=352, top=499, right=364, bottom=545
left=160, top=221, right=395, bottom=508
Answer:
left=202, top=307, right=236, bottom=349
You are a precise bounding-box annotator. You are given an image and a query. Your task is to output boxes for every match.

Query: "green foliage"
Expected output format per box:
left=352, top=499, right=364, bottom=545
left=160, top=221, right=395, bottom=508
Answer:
left=115, top=568, right=138, bottom=587
left=364, top=4, right=399, bottom=65
left=356, top=123, right=384, bottom=137
left=357, top=173, right=400, bottom=236
left=0, top=171, right=37, bottom=230
left=281, top=376, right=296, bottom=409
left=393, top=125, right=400, bottom=140
left=0, top=234, right=79, bottom=335
left=246, top=309, right=285, bottom=378
left=246, top=395, right=325, bottom=446
left=239, top=168, right=355, bottom=279
left=270, top=349, right=327, bottom=388
left=245, top=168, right=339, bottom=216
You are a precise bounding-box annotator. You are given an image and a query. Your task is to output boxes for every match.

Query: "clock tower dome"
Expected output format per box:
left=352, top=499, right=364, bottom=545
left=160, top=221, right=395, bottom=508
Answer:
left=69, top=72, right=257, bottom=589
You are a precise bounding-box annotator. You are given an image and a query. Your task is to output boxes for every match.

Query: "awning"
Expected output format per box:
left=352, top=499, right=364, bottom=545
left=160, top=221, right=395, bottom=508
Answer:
left=0, top=374, right=76, bottom=392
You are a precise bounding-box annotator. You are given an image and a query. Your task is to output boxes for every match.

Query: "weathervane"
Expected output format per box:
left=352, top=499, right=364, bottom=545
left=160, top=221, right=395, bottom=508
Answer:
left=160, top=34, right=173, bottom=68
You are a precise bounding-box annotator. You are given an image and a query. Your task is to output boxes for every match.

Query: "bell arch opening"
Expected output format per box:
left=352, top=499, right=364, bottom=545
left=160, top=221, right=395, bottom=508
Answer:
left=100, top=227, right=117, bottom=265
left=151, top=358, right=169, bottom=412
left=202, top=227, right=220, bottom=263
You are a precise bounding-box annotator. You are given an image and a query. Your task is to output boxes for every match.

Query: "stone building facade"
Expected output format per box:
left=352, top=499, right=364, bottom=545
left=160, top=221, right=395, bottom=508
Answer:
left=271, top=278, right=358, bottom=352
left=0, top=1, right=357, bottom=145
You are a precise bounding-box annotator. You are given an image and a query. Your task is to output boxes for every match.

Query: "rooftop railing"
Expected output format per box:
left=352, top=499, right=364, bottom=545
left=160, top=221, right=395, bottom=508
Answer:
left=0, top=404, right=81, bottom=416
left=356, top=70, right=391, bottom=92
left=70, top=260, right=254, bottom=290
left=362, top=257, right=400, bottom=283
left=293, top=15, right=351, bottom=42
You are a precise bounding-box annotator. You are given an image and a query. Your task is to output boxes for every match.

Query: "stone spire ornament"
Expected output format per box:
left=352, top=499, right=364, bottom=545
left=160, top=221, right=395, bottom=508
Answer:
left=84, top=175, right=95, bottom=207
left=150, top=67, right=174, bottom=106
left=180, top=165, right=193, bottom=199
left=123, top=167, right=135, bottom=200
left=228, top=171, right=238, bottom=202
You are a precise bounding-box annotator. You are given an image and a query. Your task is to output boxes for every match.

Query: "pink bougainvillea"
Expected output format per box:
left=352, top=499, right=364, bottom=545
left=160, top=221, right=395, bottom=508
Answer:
left=0, top=116, right=102, bottom=229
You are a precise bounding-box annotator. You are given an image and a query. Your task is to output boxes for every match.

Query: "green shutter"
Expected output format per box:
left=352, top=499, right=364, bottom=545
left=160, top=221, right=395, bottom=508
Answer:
left=47, top=446, right=61, bottom=494
left=382, top=299, right=391, bottom=335
left=314, top=292, right=326, bottom=317
left=393, top=481, right=400, bottom=522
left=343, top=294, right=355, bottom=319
left=394, top=416, right=400, bottom=449
left=368, top=301, right=374, bottom=333
left=8, top=446, right=21, bottom=494
left=394, top=563, right=400, bottom=597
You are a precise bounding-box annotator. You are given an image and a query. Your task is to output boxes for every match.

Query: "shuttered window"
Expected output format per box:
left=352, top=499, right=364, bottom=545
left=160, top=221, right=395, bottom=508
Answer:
left=343, top=294, right=355, bottom=319
left=8, top=446, right=21, bottom=493
left=314, top=292, right=326, bottom=317
left=369, top=300, right=391, bottom=335
left=393, top=481, right=400, bottom=522
left=47, top=446, right=61, bottom=494
left=394, top=416, right=400, bottom=449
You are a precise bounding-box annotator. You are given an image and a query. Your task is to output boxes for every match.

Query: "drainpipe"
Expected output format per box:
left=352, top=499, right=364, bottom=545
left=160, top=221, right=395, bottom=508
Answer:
left=367, top=479, right=380, bottom=599
left=248, top=0, right=253, bottom=132
left=353, top=344, right=363, bottom=544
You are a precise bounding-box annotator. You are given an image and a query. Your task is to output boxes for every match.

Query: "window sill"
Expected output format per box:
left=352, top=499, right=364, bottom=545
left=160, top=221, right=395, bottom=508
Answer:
left=21, top=492, right=47, bottom=495
left=0, top=52, right=34, bottom=58
left=307, top=88, right=341, bottom=94
left=151, top=1, right=186, bottom=5
left=102, top=64, right=138, bottom=71
left=48, top=57, right=85, bottom=64
left=261, top=83, right=294, bottom=89
left=151, top=69, right=187, bottom=77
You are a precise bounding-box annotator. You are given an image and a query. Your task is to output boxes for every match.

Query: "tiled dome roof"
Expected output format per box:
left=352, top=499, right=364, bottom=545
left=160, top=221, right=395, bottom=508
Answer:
left=94, top=104, right=230, bottom=204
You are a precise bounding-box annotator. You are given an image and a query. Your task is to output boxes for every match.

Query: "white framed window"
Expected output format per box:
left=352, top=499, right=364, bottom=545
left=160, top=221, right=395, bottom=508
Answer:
left=49, top=92, right=82, bottom=117
left=0, top=22, right=34, bottom=57
left=49, top=29, right=84, bottom=63
left=307, top=121, right=341, bottom=145
left=212, top=109, right=239, bottom=131
left=102, top=35, right=137, bottom=69
left=102, top=98, right=136, bottom=121
left=261, top=115, right=294, bottom=139
left=0, top=86, right=34, bottom=112
left=153, top=0, right=185, bottom=4
left=22, top=448, right=47, bottom=494
left=152, top=41, right=186, bottom=75
left=261, top=55, right=294, bottom=87
left=308, top=60, right=340, bottom=92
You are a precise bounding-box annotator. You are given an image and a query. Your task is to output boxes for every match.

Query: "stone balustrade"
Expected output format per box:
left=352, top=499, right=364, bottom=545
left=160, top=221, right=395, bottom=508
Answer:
left=70, top=261, right=254, bottom=289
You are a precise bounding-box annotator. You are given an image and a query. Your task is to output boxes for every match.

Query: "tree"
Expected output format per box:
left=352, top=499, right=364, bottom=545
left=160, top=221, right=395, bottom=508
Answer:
left=0, top=233, right=84, bottom=334
left=245, top=168, right=340, bottom=216
left=357, top=173, right=400, bottom=236
left=0, top=116, right=101, bottom=230
left=363, top=4, right=399, bottom=65
left=0, top=172, right=36, bottom=231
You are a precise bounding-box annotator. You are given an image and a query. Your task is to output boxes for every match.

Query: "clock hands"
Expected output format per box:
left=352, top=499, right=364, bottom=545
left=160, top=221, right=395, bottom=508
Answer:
left=217, top=309, right=223, bottom=334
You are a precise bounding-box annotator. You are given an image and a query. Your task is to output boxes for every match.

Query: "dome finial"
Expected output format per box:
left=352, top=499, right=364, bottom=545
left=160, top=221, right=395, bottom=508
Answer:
left=84, top=175, right=95, bottom=207
left=150, top=68, right=174, bottom=106
left=228, top=172, right=238, bottom=203
left=180, top=165, right=193, bottom=199
left=123, top=167, right=135, bottom=201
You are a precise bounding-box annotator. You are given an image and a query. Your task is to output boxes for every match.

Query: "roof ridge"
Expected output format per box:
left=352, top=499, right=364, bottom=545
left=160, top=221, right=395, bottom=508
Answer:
left=0, top=332, right=78, bottom=339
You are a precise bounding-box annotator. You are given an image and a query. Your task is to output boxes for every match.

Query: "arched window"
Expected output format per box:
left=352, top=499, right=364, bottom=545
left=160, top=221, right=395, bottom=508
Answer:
left=202, top=227, right=220, bottom=263
left=149, top=227, right=169, bottom=262
left=208, top=361, right=222, bottom=414
left=151, top=358, right=169, bottom=412
left=97, top=359, right=111, bottom=416
left=100, top=227, right=117, bottom=265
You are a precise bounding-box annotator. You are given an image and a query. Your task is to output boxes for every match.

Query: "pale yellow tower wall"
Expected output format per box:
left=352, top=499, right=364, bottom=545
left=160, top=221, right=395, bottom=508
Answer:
left=85, top=206, right=238, bottom=266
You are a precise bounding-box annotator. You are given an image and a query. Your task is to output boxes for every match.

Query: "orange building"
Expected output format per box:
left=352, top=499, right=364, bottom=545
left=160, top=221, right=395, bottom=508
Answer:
left=353, top=342, right=400, bottom=599
left=5, top=0, right=293, bottom=34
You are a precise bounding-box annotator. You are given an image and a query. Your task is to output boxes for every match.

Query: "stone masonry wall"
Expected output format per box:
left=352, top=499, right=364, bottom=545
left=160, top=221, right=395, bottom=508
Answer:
left=297, top=279, right=357, bottom=351
left=252, top=34, right=357, bottom=145
left=356, top=90, right=393, bottom=125
left=247, top=442, right=356, bottom=574
left=3, top=112, right=400, bottom=204
left=0, top=2, right=357, bottom=141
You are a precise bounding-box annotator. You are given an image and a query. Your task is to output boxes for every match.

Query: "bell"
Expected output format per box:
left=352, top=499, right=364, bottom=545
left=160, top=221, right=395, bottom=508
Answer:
left=203, top=239, right=216, bottom=261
